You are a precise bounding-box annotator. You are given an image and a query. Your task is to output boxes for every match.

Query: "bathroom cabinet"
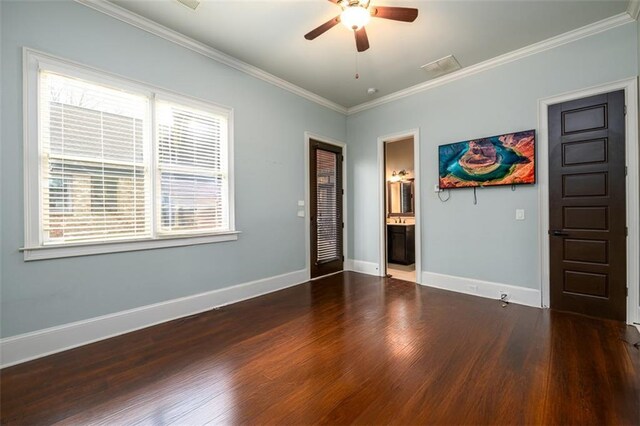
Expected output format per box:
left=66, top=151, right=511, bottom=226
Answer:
left=387, top=224, right=415, bottom=265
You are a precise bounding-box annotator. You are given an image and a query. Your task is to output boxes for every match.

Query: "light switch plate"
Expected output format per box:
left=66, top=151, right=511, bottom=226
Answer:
left=297, top=200, right=305, bottom=207
left=515, top=209, right=525, bottom=220
left=297, top=210, right=305, bottom=217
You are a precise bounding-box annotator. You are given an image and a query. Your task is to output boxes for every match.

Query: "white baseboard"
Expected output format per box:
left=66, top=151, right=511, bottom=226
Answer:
left=421, top=271, right=542, bottom=308
left=345, top=259, right=381, bottom=276
left=0, top=269, right=308, bottom=368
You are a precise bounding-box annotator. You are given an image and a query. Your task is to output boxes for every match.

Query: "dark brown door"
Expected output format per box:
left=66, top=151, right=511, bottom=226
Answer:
left=548, top=90, right=626, bottom=321
left=310, top=140, right=343, bottom=278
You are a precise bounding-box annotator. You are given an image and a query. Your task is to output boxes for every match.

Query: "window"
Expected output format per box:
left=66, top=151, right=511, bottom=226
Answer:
left=23, top=50, right=236, bottom=260
left=40, top=71, right=150, bottom=244
left=156, top=100, right=229, bottom=235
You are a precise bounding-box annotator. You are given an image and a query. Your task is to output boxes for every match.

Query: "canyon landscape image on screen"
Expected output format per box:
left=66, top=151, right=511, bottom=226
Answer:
left=438, top=130, right=535, bottom=189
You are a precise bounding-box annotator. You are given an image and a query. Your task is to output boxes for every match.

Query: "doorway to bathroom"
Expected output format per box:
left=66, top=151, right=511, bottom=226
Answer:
left=379, top=131, right=421, bottom=283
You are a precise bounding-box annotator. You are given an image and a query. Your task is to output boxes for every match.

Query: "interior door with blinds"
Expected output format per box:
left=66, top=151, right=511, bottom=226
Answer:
left=310, top=140, right=344, bottom=278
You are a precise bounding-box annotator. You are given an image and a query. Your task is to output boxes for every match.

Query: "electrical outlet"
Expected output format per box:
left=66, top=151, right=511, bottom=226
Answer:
left=515, top=209, right=525, bottom=220
left=434, top=184, right=442, bottom=193
left=297, top=210, right=305, bottom=217
left=467, top=284, right=478, bottom=292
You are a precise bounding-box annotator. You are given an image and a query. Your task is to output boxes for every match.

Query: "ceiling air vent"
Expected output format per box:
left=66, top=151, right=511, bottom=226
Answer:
left=420, top=55, right=461, bottom=79
left=176, top=0, right=200, bottom=10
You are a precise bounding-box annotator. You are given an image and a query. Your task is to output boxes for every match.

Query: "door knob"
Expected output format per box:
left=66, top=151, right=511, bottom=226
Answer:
left=549, top=230, right=569, bottom=237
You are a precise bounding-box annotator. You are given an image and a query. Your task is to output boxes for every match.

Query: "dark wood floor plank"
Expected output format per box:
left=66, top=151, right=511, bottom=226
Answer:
left=1, top=272, right=639, bottom=425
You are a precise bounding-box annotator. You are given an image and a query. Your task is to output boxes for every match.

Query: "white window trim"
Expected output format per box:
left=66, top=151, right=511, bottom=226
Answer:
left=22, top=48, right=237, bottom=261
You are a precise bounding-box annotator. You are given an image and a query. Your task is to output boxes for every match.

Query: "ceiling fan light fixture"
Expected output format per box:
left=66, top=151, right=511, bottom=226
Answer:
left=304, top=1, right=417, bottom=52
left=340, top=6, right=370, bottom=30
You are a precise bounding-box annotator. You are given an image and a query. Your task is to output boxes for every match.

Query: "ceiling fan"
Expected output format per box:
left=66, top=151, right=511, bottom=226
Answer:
left=304, top=0, right=418, bottom=52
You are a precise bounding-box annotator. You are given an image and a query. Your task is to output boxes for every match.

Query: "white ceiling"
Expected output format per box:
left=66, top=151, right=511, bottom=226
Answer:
left=109, top=0, right=630, bottom=108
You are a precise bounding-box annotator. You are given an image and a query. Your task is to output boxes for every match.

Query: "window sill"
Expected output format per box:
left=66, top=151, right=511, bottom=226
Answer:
left=20, top=231, right=241, bottom=261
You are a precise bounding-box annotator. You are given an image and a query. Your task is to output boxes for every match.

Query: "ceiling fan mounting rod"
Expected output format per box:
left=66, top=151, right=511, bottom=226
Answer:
left=341, top=0, right=370, bottom=8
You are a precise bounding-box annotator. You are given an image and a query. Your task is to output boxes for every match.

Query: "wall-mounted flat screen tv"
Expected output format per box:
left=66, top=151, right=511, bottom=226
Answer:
left=438, top=129, right=535, bottom=189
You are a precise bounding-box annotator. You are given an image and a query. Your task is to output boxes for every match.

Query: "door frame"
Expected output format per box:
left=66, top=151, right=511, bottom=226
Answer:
left=304, top=131, right=347, bottom=281
left=377, top=129, right=422, bottom=284
left=537, top=77, right=639, bottom=326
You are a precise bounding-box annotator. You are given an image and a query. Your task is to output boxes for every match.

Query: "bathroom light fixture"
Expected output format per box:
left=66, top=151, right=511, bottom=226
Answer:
left=389, top=169, right=408, bottom=182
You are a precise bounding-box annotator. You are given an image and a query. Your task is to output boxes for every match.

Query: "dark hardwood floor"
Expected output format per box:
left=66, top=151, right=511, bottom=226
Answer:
left=1, top=272, right=639, bottom=425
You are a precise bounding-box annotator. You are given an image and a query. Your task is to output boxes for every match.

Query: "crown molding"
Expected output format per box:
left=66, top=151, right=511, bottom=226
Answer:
left=628, top=0, right=640, bottom=20
left=347, top=12, right=635, bottom=115
left=74, top=0, right=348, bottom=115
left=75, top=1, right=635, bottom=117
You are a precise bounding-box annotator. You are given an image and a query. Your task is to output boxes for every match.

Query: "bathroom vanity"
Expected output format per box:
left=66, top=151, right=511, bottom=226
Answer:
left=387, top=224, right=415, bottom=265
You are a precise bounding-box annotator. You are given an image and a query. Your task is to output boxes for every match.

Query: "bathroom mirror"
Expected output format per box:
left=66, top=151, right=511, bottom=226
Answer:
left=388, top=180, right=414, bottom=216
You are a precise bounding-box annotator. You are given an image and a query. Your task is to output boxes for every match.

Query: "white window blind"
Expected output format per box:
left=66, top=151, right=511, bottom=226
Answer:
left=40, top=71, right=151, bottom=244
left=26, top=52, right=236, bottom=260
left=156, top=100, right=229, bottom=235
left=316, top=149, right=339, bottom=262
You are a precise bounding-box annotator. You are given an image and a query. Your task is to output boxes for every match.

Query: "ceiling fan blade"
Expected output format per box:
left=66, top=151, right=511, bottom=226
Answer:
left=371, top=6, right=418, bottom=22
left=304, top=15, right=341, bottom=40
left=355, top=27, right=369, bottom=52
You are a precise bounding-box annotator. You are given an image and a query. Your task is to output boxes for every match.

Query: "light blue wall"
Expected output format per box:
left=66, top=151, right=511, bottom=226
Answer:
left=346, top=23, right=638, bottom=290
left=2, top=1, right=639, bottom=339
left=0, top=1, right=346, bottom=337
